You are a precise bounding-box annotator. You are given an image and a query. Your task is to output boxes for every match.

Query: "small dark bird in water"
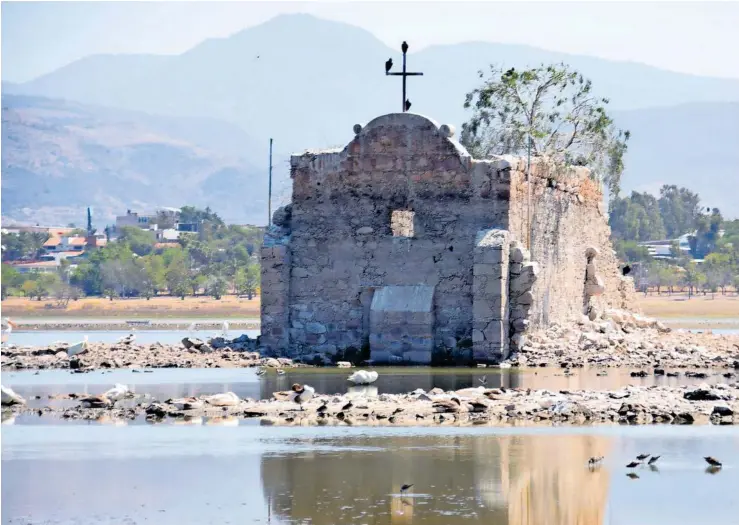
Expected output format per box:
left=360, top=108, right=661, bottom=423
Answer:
left=648, top=455, right=661, bottom=465
left=405, top=99, right=412, bottom=111
left=401, top=41, right=409, bottom=54
left=400, top=484, right=413, bottom=493
left=342, top=401, right=354, bottom=411
left=588, top=456, right=604, bottom=467
left=626, top=472, right=640, bottom=480
left=385, top=58, right=393, bottom=74
left=622, top=265, right=631, bottom=276
left=626, top=461, right=640, bottom=468
left=704, top=456, right=722, bottom=467
left=636, top=454, right=651, bottom=461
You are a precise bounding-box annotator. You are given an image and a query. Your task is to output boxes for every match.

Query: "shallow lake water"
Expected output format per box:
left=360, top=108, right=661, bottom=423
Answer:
left=2, top=424, right=738, bottom=524
left=6, top=329, right=260, bottom=347
left=2, top=365, right=734, bottom=411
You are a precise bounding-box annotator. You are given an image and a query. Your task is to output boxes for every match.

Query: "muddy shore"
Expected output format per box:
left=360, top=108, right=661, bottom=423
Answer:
left=4, top=381, right=738, bottom=427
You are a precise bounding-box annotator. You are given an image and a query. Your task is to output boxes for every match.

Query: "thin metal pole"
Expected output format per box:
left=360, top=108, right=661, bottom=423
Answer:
left=402, top=51, right=407, bottom=112
left=527, top=134, right=532, bottom=250
left=268, top=138, right=273, bottom=227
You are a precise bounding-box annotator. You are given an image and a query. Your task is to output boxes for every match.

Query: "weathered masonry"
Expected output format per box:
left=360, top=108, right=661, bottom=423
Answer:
left=260, top=113, right=634, bottom=365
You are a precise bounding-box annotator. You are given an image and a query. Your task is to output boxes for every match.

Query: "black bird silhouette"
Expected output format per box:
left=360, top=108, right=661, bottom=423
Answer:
left=385, top=58, right=393, bottom=74
left=704, top=456, right=722, bottom=467
left=405, top=99, right=412, bottom=111
left=626, top=461, right=640, bottom=468
left=636, top=454, right=650, bottom=461
left=342, top=401, right=353, bottom=411
left=317, top=403, right=328, bottom=415
left=401, top=41, right=408, bottom=54
left=648, top=455, right=661, bottom=465
left=392, top=407, right=404, bottom=415
left=622, top=265, right=631, bottom=276
left=626, top=472, right=640, bottom=479
left=400, top=484, right=413, bottom=493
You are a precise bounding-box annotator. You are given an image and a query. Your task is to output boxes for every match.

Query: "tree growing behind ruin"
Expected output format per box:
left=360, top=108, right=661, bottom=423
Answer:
left=461, top=63, right=630, bottom=195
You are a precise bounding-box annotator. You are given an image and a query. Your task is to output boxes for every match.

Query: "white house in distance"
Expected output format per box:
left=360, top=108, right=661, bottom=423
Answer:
left=113, top=208, right=182, bottom=241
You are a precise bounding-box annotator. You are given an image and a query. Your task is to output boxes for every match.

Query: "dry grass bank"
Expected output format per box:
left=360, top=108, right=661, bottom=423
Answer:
left=1, top=295, right=260, bottom=319
left=636, top=293, right=739, bottom=319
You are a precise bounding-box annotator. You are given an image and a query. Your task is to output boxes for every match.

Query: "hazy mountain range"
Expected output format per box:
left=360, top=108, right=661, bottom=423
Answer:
left=3, top=13, right=738, bottom=226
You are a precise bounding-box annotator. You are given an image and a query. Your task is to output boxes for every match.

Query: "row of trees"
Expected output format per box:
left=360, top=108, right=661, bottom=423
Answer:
left=2, top=207, right=264, bottom=302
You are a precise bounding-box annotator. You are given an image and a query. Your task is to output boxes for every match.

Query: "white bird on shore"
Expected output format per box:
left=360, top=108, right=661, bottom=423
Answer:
left=167, top=397, right=204, bottom=410
left=1, top=318, right=17, bottom=344
left=203, top=392, right=240, bottom=407
left=347, top=370, right=379, bottom=385
left=67, top=336, right=89, bottom=357
left=188, top=322, right=198, bottom=337
left=118, top=333, right=135, bottom=345
left=289, top=383, right=315, bottom=410
left=221, top=321, right=229, bottom=338
left=1, top=385, right=26, bottom=406
left=102, top=384, right=129, bottom=403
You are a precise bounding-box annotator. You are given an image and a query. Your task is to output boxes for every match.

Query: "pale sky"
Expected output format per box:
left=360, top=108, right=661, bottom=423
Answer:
left=2, top=1, right=739, bottom=83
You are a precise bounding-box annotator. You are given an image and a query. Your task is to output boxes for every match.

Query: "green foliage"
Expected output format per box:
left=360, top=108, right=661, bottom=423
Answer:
left=205, top=275, right=228, bottom=300
left=609, top=191, right=666, bottom=242
left=1, top=264, right=23, bottom=299
left=3, top=206, right=265, bottom=302
left=117, top=226, right=156, bottom=256
left=461, top=63, right=629, bottom=195
left=690, top=208, right=723, bottom=259
left=658, top=185, right=701, bottom=238
left=1, top=232, right=49, bottom=261
left=613, top=240, right=652, bottom=263
left=235, top=263, right=261, bottom=300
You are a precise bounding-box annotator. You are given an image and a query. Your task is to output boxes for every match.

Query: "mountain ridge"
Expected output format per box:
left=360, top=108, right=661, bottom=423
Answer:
left=2, top=13, right=738, bottom=220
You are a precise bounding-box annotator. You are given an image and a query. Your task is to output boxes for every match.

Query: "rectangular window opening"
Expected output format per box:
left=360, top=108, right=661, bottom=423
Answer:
left=391, top=210, right=415, bottom=238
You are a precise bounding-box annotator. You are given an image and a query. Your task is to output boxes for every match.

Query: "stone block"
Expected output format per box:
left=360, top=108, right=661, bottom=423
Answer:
left=475, top=248, right=505, bottom=265
left=403, top=350, right=432, bottom=365
left=516, top=291, right=534, bottom=306
left=306, top=322, right=327, bottom=334
left=292, top=267, right=310, bottom=278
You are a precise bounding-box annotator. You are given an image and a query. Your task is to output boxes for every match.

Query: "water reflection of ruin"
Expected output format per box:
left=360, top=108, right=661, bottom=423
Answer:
left=260, top=433, right=611, bottom=524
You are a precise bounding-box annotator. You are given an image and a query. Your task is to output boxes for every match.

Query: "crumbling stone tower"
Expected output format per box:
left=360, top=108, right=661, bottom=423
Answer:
left=260, top=113, right=632, bottom=365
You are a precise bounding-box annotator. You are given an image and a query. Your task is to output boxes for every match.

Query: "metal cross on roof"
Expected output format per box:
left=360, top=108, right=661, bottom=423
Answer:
left=385, top=41, right=423, bottom=112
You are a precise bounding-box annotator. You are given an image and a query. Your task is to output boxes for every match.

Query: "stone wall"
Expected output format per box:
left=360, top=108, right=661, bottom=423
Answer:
left=505, top=157, right=634, bottom=327
left=284, top=114, right=511, bottom=361
left=259, top=112, right=633, bottom=363
left=472, top=229, right=510, bottom=363
left=259, top=241, right=291, bottom=354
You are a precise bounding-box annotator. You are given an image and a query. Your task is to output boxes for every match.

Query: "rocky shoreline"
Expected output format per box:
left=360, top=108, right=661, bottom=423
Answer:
left=4, top=382, right=738, bottom=427
left=0, top=335, right=301, bottom=371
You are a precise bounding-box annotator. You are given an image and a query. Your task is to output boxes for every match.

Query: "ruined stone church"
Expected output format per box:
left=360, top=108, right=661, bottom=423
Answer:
left=260, top=112, right=634, bottom=365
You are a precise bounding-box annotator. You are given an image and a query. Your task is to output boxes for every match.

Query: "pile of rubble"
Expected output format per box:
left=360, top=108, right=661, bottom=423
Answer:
left=507, top=309, right=739, bottom=369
